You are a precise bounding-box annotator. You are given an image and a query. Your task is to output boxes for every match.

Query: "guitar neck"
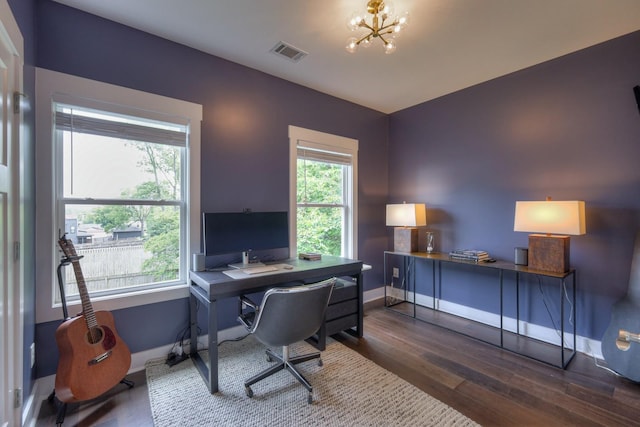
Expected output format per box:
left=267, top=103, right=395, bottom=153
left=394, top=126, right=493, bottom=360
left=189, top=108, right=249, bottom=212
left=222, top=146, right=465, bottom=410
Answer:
left=70, top=259, right=98, bottom=329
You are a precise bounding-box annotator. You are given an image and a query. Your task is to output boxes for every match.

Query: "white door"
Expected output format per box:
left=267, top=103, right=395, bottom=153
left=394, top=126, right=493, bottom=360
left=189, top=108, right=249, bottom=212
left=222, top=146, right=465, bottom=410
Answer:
left=0, top=1, right=23, bottom=426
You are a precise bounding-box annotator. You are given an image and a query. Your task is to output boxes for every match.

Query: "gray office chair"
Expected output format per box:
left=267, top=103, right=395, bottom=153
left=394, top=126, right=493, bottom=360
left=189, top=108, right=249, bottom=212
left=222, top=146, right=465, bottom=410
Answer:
left=237, top=278, right=336, bottom=404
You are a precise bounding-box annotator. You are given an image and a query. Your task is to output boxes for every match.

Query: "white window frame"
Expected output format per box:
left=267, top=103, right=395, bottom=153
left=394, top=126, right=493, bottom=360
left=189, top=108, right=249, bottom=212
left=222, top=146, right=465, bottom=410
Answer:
left=35, top=68, right=202, bottom=323
left=288, top=125, right=358, bottom=258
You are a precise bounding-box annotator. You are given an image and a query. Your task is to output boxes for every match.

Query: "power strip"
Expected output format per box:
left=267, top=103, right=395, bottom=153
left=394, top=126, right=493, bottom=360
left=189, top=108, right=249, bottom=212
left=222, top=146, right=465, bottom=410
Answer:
left=166, top=350, right=189, bottom=367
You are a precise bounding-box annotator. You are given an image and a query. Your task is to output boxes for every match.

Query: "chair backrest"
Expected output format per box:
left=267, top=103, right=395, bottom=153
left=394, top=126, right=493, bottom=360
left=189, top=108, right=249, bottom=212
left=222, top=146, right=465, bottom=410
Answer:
left=251, top=278, right=336, bottom=347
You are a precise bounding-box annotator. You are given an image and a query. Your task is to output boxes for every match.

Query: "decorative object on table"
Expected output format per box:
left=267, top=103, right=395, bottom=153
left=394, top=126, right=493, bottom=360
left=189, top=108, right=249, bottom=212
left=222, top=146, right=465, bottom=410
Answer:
left=345, top=0, right=410, bottom=54
left=386, top=202, right=427, bottom=253
left=601, top=232, right=640, bottom=382
left=514, top=197, right=586, bottom=273
left=448, top=249, right=491, bottom=263
left=425, top=231, right=435, bottom=253
left=299, top=252, right=322, bottom=261
left=514, top=247, right=528, bottom=265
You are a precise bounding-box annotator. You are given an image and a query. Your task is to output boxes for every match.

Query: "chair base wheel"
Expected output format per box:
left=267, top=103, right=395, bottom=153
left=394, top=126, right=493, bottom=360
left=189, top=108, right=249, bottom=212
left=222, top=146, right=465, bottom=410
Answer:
left=245, top=386, right=254, bottom=398
left=318, top=358, right=323, bottom=367
left=308, top=392, right=313, bottom=404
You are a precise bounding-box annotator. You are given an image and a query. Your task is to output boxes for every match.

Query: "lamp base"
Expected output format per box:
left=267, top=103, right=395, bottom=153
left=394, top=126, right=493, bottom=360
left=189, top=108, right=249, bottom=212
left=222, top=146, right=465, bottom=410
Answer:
left=394, top=227, right=418, bottom=253
left=528, top=234, right=570, bottom=273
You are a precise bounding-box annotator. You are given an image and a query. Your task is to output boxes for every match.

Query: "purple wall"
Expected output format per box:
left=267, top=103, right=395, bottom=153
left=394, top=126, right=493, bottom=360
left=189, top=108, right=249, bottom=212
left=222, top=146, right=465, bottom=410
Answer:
left=33, top=0, right=389, bottom=376
left=24, top=0, right=640, bottom=378
left=388, top=30, right=640, bottom=340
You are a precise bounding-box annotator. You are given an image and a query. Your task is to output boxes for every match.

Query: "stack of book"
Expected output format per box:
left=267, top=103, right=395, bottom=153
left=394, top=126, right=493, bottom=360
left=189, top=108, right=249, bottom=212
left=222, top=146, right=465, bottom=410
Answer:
left=298, top=252, right=322, bottom=261
left=448, top=249, right=490, bottom=263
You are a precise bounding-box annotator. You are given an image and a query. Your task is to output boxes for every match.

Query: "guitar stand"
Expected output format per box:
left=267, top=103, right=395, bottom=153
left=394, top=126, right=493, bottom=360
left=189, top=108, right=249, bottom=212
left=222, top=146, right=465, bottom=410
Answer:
left=47, top=378, right=134, bottom=426
left=48, top=254, right=135, bottom=426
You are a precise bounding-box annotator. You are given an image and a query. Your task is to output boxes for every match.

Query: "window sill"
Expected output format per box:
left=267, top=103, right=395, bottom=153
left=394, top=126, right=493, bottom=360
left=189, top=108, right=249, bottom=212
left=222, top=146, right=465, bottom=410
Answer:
left=36, top=282, right=190, bottom=324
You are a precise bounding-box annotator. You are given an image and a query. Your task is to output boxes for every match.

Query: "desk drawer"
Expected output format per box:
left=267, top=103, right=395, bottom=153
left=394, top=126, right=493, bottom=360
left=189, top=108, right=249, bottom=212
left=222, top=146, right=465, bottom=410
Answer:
left=326, top=299, right=358, bottom=320
left=330, top=281, right=357, bottom=303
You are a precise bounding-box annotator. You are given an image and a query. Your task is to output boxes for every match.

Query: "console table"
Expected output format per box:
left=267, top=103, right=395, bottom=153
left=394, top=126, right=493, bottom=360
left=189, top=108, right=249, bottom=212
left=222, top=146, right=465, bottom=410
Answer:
left=384, top=251, right=576, bottom=369
left=189, top=256, right=363, bottom=393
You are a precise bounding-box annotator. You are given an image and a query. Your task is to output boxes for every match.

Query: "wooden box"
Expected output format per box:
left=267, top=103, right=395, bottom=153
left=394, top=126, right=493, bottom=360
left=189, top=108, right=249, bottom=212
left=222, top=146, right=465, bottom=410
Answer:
left=528, top=234, right=570, bottom=273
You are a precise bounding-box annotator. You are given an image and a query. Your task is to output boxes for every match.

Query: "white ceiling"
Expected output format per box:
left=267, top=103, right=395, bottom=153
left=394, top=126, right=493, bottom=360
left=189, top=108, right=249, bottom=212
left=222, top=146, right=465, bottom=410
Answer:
left=53, top=0, right=640, bottom=114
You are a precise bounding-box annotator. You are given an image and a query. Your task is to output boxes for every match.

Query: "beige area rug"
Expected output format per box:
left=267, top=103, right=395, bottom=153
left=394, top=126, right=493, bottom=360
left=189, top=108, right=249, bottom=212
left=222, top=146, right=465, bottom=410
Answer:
left=145, top=336, right=478, bottom=426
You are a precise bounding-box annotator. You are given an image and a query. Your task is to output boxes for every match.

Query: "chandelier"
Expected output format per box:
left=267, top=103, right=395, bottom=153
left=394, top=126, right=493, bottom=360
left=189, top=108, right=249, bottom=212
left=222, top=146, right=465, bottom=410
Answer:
left=345, top=0, right=409, bottom=54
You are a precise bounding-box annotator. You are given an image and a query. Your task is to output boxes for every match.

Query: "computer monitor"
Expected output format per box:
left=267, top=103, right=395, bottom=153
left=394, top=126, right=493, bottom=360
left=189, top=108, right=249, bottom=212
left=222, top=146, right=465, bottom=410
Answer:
left=202, top=211, right=289, bottom=257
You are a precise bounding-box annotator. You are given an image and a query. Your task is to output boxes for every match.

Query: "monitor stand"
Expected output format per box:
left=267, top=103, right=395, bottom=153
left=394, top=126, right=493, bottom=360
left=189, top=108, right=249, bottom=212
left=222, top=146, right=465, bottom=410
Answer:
left=229, top=250, right=264, bottom=269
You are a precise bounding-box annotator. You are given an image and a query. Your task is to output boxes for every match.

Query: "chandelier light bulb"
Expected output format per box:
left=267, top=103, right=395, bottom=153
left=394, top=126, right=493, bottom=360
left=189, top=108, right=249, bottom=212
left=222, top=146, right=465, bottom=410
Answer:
left=381, top=2, right=394, bottom=19
left=345, top=37, right=359, bottom=53
left=397, top=11, right=409, bottom=28
left=392, top=23, right=403, bottom=37
left=384, top=39, right=397, bottom=54
left=347, top=13, right=365, bottom=31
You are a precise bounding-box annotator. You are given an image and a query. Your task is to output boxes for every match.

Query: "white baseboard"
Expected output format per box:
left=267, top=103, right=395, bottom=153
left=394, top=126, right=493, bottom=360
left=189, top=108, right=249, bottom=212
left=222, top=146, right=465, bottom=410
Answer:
left=364, top=287, right=385, bottom=303
left=384, top=286, right=603, bottom=359
left=22, top=379, right=40, bottom=427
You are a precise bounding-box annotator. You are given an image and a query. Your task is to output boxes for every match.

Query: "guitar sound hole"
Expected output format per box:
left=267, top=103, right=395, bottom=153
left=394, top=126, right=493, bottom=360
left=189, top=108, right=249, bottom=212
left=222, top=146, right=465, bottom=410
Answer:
left=87, top=327, right=104, bottom=345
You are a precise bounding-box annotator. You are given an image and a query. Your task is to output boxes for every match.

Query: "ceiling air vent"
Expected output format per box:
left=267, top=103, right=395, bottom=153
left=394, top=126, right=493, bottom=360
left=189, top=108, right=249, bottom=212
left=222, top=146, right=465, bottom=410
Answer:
left=270, top=41, right=308, bottom=63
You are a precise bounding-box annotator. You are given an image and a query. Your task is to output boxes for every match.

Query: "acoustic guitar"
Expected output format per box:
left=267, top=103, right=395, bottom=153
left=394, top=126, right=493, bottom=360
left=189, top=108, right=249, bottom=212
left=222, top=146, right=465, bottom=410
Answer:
left=55, top=236, right=132, bottom=403
left=601, top=233, right=640, bottom=382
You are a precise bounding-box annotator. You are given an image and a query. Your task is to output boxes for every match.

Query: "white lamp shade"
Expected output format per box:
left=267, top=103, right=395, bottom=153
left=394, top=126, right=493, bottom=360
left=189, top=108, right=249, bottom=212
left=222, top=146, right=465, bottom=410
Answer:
left=514, top=200, right=586, bottom=235
left=386, top=203, right=427, bottom=227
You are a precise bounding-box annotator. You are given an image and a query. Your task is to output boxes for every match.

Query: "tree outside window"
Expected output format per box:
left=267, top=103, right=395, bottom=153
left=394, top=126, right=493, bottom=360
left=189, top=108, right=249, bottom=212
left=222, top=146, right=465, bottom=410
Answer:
left=296, top=159, right=345, bottom=256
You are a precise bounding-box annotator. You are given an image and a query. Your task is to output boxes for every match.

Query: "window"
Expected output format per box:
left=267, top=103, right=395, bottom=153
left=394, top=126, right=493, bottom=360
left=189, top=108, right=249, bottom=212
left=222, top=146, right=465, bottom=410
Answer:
left=55, top=104, right=187, bottom=300
left=36, top=68, right=202, bottom=323
left=289, top=126, right=358, bottom=258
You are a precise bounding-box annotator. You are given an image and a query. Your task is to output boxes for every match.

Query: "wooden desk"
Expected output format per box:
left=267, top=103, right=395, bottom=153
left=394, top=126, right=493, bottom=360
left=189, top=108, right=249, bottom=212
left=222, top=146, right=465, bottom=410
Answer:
left=384, top=251, right=576, bottom=369
left=189, top=256, right=363, bottom=393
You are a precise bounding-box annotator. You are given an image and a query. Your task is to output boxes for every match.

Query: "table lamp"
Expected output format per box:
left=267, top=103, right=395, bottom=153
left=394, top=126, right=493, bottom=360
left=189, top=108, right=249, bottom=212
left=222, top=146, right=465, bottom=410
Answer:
left=386, top=203, right=427, bottom=253
left=514, top=198, right=586, bottom=273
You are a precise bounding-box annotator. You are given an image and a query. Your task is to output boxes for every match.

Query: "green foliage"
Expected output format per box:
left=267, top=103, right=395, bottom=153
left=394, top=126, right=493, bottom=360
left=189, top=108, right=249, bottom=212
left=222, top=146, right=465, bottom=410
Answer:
left=296, top=159, right=344, bottom=256
left=142, top=225, right=179, bottom=281
left=142, top=207, right=180, bottom=281
left=297, top=207, right=342, bottom=256
left=297, top=159, right=342, bottom=204
left=85, top=205, right=129, bottom=233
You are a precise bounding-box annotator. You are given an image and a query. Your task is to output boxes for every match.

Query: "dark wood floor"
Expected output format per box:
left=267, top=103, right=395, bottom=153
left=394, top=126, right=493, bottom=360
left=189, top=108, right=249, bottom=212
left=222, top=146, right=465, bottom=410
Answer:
left=335, top=307, right=640, bottom=427
left=36, top=306, right=640, bottom=426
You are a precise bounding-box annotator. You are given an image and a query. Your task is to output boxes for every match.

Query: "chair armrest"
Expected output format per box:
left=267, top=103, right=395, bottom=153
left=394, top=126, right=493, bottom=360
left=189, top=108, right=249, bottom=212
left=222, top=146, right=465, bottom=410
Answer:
left=240, top=295, right=259, bottom=311
left=238, top=295, right=260, bottom=330
left=238, top=313, right=255, bottom=330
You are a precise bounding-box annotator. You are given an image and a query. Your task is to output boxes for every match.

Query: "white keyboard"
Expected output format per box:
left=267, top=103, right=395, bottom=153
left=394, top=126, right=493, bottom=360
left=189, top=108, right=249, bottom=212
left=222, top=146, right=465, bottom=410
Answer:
left=241, top=265, right=280, bottom=275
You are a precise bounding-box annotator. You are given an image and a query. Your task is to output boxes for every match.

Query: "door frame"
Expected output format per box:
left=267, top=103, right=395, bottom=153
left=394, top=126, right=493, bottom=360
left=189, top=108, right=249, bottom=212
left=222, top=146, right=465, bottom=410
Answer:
left=0, top=1, right=24, bottom=426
